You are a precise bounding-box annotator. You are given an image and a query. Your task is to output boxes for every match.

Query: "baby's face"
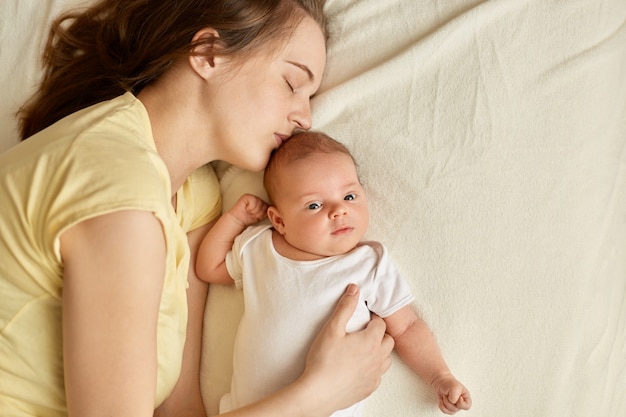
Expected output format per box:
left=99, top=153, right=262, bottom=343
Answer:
left=271, top=152, right=369, bottom=258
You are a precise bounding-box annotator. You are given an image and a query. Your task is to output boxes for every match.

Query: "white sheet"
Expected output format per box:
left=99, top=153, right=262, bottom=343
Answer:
left=2, top=1, right=625, bottom=417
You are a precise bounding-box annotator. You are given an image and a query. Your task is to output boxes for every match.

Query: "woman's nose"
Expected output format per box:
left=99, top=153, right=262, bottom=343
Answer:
left=290, top=99, right=312, bottom=130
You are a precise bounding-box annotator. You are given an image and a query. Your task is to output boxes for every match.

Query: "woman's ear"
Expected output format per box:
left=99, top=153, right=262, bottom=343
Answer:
left=189, top=27, right=224, bottom=80
left=267, top=206, right=286, bottom=235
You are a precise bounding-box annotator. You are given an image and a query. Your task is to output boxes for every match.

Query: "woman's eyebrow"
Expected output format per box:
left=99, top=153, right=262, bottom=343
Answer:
left=286, top=61, right=314, bottom=81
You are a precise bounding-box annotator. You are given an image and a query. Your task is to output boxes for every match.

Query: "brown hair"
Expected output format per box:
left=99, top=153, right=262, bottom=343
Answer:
left=17, top=0, right=327, bottom=140
left=263, top=130, right=355, bottom=203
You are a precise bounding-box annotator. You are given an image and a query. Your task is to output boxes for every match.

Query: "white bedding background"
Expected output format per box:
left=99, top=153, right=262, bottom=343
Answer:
left=1, top=1, right=625, bottom=417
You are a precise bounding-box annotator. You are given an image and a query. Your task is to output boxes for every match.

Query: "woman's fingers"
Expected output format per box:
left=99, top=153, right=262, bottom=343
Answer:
left=325, top=283, right=360, bottom=334
left=365, top=314, right=394, bottom=372
left=301, top=284, right=394, bottom=412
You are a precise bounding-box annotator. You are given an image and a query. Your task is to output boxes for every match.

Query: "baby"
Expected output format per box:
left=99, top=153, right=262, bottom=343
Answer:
left=197, top=131, right=471, bottom=416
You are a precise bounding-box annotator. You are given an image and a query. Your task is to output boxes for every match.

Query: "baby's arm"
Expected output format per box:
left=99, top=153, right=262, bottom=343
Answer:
left=196, top=193, right=268, bottom=284
left=384, top=306, right=472, bottom=415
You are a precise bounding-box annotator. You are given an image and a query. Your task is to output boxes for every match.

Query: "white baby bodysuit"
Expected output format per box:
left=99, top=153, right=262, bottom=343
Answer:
left=221, top=224, right=415, bottom=416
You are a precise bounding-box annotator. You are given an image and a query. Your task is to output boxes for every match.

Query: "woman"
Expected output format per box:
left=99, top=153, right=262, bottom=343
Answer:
left=0, top=1, right=394, bottom=416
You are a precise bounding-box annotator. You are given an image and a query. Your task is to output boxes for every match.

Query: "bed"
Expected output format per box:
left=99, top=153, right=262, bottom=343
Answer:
left=1, top=1, right=625, bottom=416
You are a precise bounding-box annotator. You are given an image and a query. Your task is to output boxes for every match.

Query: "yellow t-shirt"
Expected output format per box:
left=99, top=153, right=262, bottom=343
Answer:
left=0, top=93, right=221, bottom=416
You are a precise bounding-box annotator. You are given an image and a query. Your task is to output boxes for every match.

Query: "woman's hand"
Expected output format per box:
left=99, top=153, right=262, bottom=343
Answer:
left=301, top=283, right=395, bottom=413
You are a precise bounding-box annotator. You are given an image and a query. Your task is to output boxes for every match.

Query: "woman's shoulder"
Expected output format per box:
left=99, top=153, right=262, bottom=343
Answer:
left=67, top=93, right=157, bottom=160
left=3, top=93, right=171, bottom=222
left=60, top=94, right=168, bottom=198
left=5, top=93, right=157, bottom=167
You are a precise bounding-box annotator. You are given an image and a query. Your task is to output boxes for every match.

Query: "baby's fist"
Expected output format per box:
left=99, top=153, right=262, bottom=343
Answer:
left=231, top=193, right=268, bottom=226
left=431, top=373, right=472, bottom=415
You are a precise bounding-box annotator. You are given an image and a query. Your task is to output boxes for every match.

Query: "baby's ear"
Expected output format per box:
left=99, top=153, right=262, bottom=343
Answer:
left=267, top=206, right=286, bottom=234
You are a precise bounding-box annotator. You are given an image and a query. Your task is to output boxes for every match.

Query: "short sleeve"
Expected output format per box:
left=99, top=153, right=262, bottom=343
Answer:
left=361, top=242, right=415, bottom=318
left=225, top=224, right=272, bottom=290
left=178, top=164, right=222, bottom=232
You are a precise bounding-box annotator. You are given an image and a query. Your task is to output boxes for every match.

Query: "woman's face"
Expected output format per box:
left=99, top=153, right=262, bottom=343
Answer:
left=209, top=16, right=326, bottom=171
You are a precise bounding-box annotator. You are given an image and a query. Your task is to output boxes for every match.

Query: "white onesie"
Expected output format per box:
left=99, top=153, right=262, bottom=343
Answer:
left=221, top=224, right=415, bottom=416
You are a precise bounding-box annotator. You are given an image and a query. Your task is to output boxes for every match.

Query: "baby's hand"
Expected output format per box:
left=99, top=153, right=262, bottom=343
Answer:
left=229, top=193, right=268, bottom=227
left=431, top=373, right=472, bottom=415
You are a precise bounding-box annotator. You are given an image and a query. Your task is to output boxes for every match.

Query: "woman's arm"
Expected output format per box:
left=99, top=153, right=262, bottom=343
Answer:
left=196, top=194, right=267, bottom=284
left=155, top=221, right=215, bottom=417
left=61, top=210, right=166, bottom=417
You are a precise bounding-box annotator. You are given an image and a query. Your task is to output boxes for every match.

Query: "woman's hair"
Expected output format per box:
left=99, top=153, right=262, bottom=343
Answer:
left=263, top=130, right=355, bottom=204
left=17, top=0, right=327, bottom=140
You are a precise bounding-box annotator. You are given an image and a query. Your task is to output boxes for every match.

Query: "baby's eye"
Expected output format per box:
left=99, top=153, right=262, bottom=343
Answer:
left=344, top=193, right=356, bottom=201
left=307, top=202, right=322, bottom=210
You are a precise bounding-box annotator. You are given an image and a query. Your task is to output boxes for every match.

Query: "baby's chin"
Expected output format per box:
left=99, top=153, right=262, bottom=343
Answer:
left=283, top=235, right=362, bottom=261
left=288, top=245, right=354, bottom=261
left=316, top=242, right=361, bottom=258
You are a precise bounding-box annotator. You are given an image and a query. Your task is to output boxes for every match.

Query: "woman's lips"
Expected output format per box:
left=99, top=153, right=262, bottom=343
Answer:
left=274, top=133, right=289, bottom=147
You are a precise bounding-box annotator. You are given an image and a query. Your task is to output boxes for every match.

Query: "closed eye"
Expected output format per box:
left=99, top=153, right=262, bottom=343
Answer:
left=285, top=79, right=295, bottom=93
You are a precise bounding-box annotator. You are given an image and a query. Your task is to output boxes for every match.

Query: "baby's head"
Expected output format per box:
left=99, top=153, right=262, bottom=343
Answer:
left=263, top=131, right=369, bottom=259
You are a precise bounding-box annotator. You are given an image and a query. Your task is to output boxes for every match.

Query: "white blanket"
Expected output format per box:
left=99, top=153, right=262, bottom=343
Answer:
left=2, top=1, right=625, bottom=417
